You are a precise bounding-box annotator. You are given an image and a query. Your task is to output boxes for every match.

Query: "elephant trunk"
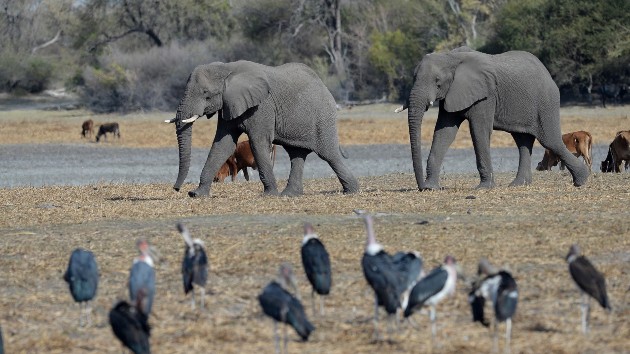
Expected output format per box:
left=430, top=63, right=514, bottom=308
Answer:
left=174, top=118, right=193, bottom=191
left=407, top=94, right=429, bottom=190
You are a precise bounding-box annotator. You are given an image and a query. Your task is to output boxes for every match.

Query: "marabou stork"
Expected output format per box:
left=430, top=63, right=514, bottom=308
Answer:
left=469, top=258, right=518, bottom=354
left=566, top=244, right=611, bottom=334
left=129, top=239, right=156, bottom=316
left=109, top=290, right=151, bottom=354
left=63, top=248, right=99, bottom=326
left=258, top=263, right=315, bottom=354
left=360, top=213, right=423, bottom=339
left=177, top=223, right=209, bottom=310
left=301, top=222, right=332, bottom=316
left=403, top=255, right=458, bottom=340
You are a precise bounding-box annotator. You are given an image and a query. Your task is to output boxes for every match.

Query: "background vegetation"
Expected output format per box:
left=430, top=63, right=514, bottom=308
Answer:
left=1, top=0, right=628, bottom=112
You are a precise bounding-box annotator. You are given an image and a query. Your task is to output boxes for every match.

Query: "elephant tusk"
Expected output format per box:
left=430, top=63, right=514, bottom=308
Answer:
left=164, top=117, right=177, bottom=123
left=394, top=105, right=406, bottom=113
left=182, top=115, right=200, bottom=124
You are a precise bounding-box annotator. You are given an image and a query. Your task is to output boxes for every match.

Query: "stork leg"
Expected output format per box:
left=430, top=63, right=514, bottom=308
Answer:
left=311, top=290, right=316, bottom=317
left=283, top=318, right=288, bottom=354
left=580, top=293, right=590, bottom=334
left=492, top=318, right=499, bottom=353
left=86, top=301, right=92, bottom=327
left=273, top=321, right=281, bottom=354
left=429, top=305, right=437, bottom=340
left=373, top=295, right=380, bottom=340
left=200, top=287, right=206, bottom=310
left=78, top=302, right=84, bottom=327
left=505, top=318, right=512, bottom=354
left=191, top=289, right=196, bottom=310
left=319, top=295, right=325, bottom=316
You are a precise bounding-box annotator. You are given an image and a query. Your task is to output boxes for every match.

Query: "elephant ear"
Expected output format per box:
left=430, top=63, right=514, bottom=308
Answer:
left=221, top=71, right=271, bottom=120
left=443, top=55, right=495, bottom=113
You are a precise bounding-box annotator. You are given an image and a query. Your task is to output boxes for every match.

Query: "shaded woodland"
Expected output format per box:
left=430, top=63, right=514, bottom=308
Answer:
left=1, top=0, right=628, bottom=112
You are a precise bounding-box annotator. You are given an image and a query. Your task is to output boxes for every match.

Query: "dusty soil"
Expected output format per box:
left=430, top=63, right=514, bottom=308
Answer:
left=1, top=104, right=628, bottom=148
left=0, top=105, right=629, bottom=353
left=0, top=172, right=629, bottom=353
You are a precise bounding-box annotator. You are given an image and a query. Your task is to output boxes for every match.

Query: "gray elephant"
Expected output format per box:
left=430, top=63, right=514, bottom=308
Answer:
left=166, top=60, right=359, bottom=197
left=396, top=47, right=589, bottom=189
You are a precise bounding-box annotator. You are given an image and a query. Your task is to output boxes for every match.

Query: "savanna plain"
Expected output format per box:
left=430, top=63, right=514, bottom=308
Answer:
left=0, top=104, right=629, bottom=353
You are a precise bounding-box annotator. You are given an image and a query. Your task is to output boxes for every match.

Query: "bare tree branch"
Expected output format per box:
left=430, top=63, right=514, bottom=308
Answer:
left=31, top=29, right=61, bottom=54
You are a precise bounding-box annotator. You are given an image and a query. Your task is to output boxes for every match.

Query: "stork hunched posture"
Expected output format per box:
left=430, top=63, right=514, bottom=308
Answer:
left=566, top=244, right=611, bottom=334
left=360, top=213, right=423, bottom=340
left=403, top=255, right=457, bottom=341
left=469, top=258, right=518, bottom=354
left=259, top=263, right=314, bottom=354
left=177, top=223, right=209, bottom=310
left=109, top=290, right=151, bottom=354
left=63, top=248, right=99, bottom=327
left=301, top=222, right=332, bottom=316
left=129, top=239, right=157, bottom=317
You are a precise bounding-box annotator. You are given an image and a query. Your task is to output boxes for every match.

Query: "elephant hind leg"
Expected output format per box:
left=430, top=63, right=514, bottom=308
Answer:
left=538, top=134, right=589, bottom=186
left=509, top=133, right=535, bottom=186
left=282, top=146, right=310, bottom=197
left=316, top=145, right=359, bottom=194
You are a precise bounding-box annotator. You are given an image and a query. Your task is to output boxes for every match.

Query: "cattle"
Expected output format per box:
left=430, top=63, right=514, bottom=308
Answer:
left=536, top=131, right=593, bottom=171
left=600, top=131, right=630, bottom=172
left=81, top=119, right=94, bottom=139
left=213, top=140, right=276, bottom=182
left=95, top=122, right=120, bottom=142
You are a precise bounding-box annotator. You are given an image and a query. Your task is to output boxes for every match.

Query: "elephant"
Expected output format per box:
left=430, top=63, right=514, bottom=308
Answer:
left=166, top=60, right=359, bottom=197
left=396, top=47, right=590, bottom=190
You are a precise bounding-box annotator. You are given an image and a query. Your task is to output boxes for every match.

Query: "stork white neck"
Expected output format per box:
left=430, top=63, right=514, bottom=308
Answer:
left=302, top=233, right=319, bottom=246
left=365, top=242, right=384, bottom=256
left=134, top=253, right=154, bottom=268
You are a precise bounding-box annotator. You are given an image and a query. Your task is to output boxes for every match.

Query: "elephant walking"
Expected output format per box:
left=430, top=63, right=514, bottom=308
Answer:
left=167, top=60, right=359, bottom=197
left=397, top=47, right=589, bottom=189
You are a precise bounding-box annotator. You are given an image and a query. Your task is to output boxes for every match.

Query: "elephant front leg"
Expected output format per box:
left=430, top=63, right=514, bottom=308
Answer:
left=282, top=146, right=310, bottom=197
left=468, top=108, right=495, bottom=189
left=249, top=139, right=279, bottom=196
left=189, top=132, right=238, bottom=198
left=425, top=112, right=464, bottom=190
left=509, top=132, right=535, bottom=186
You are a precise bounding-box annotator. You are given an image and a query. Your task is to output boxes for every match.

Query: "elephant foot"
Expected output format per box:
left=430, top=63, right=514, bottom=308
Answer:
left=475, top=180, right=495, bottom=189
left=263, top=188, right=280, bottom=196
left=280, top=187, right=303, bottom=197
left=188, top=186, right=210, bottom=198
left=509, top=176, right=531, bottom=187
left=572, top=168, right=590, bottom=187
left=422, top=180, right=442, bottom=191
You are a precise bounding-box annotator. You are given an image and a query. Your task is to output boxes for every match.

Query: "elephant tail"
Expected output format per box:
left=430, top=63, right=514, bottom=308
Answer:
left=339, top=146, right=349, bottom=159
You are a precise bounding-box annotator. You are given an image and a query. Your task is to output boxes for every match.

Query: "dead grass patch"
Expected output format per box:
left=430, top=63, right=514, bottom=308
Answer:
left=1, top=105, right=628, bottom=149
left=0, top=172, right=629, bottom=353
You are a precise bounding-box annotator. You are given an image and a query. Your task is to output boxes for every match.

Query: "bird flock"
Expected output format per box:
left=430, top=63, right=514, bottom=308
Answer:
left=58, top=215, right=613, bottom=354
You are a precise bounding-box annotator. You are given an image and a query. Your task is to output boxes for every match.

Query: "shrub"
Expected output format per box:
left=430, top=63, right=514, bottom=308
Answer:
left=79, top=41, right=220, bottom=113
left=0, top=52, right=54, bottom=93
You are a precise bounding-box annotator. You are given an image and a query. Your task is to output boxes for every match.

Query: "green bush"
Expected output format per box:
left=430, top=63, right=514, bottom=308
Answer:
left=0, top=53, right=54, bottom=93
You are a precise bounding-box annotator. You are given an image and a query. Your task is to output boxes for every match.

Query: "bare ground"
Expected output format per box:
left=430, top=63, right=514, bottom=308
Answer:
left=0, top=172, right=629, bottom=353
left=0, top=105, right=629, bottom=353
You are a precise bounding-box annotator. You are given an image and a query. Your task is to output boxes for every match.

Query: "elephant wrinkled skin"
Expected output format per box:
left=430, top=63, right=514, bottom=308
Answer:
left=398, top=47, right=590, bottom=190
left=169, top=60, right=359, bottom=197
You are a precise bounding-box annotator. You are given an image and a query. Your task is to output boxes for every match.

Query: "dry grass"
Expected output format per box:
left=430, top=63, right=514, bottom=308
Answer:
left=0, top=172, right=629, bottom=353
left=1, top=104, right=628, bottom=148
left=1, top=104, right=629, bottom=353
